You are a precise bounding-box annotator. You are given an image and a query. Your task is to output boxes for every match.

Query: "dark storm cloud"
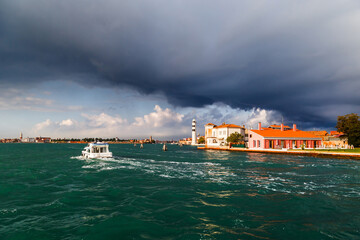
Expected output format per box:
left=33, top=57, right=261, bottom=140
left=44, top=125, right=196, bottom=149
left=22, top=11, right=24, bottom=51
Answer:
left=1, top=0, right=360, bottom=128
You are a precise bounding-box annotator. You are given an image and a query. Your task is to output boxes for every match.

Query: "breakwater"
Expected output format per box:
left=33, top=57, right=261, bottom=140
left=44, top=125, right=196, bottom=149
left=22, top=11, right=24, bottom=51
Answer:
left=198, top=146, right=360, bottom=160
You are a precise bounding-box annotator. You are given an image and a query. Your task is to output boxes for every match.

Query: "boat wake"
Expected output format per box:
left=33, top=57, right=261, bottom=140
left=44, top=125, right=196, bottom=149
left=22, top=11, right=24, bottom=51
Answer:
left=72, top=155, right=235, bottom=183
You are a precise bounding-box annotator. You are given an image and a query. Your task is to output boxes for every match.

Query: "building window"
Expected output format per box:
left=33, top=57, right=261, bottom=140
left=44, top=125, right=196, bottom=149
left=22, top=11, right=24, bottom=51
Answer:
left=258, top=140, right=260, bottom=148
left=250, top=134, right=252, bottom=138
left=253, top=140, right=256, bottom=147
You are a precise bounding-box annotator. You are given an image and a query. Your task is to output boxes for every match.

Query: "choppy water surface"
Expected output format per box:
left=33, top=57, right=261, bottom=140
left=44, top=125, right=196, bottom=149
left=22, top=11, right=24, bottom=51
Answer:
left=0, top=144, right=359, bottom=239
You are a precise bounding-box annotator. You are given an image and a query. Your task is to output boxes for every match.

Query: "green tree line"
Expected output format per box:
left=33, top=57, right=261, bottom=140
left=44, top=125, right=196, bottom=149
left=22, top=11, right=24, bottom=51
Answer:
left=336, top=113, right=360, bottom=147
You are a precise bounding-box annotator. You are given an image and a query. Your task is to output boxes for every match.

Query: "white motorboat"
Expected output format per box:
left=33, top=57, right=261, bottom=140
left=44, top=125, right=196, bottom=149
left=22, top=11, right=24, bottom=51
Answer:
left=82, top=142, right=112, bottom=159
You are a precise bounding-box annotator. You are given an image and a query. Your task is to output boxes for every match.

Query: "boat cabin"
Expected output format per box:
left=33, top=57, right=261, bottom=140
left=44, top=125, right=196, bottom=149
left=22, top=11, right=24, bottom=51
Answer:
left=82, top=142, right=112, bottom=159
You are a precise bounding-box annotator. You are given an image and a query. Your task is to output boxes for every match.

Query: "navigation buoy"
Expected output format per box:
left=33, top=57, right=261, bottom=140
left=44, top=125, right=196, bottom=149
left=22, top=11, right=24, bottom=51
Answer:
left=163, top=144, right=167, bottom=151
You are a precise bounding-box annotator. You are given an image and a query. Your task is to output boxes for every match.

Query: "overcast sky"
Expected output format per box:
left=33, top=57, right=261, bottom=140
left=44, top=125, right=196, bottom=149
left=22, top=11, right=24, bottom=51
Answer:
left=1, top=0, right=360, bottom=139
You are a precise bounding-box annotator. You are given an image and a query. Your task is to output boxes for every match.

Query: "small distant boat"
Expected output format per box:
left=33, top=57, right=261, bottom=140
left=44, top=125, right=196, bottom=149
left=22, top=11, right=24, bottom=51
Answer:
left=82, top=142, right=112, bottom=159
left=179, top=143, right=183, bottom=147
left=140, top=143, right=144, bottom=149
left=163, top=144, right=167, bottom=151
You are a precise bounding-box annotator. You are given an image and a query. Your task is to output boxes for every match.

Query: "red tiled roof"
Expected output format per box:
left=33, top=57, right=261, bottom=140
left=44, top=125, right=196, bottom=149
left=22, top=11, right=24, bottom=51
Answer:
left=330, top=131, right=344, bottom=136
left=305, top=131, right=328, bottom=136
left=251, top=129, right=321, bottom=139
left=214, top=124, right=243, bottom=129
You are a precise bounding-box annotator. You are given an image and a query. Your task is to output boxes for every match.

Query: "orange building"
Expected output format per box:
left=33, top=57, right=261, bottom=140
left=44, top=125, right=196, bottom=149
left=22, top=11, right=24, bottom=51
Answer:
left=179, top=138, right=192, bottom=145
left=35, top=137, right=51, bottom=143
left=249, top=123, right=322, bottom=149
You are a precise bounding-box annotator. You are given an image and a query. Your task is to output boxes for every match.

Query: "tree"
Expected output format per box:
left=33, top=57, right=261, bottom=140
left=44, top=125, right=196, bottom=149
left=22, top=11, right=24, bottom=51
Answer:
left=336, top=113, right=360, bottom=147
left=198, top=136, right=205, bottom=144
left=226, top=132, right=244, bottom=143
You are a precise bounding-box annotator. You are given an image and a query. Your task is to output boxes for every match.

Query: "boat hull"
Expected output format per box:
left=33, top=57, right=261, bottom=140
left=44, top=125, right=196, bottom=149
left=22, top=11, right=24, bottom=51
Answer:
left=82, top=151, right=113, bottom=159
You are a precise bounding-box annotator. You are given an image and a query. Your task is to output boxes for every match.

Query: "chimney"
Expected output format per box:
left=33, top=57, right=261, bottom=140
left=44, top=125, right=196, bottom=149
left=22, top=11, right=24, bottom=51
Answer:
left=281, top=123, right=284, bottom=131
left=258, top=122, right=262, bottom=130
left=293, top=124, right=297, bottom=131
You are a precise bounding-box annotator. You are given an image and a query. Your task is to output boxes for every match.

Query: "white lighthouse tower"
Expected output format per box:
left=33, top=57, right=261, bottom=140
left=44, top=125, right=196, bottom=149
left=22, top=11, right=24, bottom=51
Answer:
left=191, top=119, right=197, bottom=145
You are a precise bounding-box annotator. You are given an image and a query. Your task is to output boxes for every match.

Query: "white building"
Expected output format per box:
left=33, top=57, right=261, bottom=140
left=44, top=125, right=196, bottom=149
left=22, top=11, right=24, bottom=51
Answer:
left=22, top=137, right=35, bottom=143
left=205, top=123, right=245, bottom=147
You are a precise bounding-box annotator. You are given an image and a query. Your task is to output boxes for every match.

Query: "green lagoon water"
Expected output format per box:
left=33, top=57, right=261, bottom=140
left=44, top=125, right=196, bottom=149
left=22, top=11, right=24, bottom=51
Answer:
left=0, top=143, right=359, bottom=239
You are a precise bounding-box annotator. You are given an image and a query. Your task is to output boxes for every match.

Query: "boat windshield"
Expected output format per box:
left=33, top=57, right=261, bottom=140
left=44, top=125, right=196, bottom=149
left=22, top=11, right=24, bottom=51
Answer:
left=92, top=146, right=107, bottom=153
